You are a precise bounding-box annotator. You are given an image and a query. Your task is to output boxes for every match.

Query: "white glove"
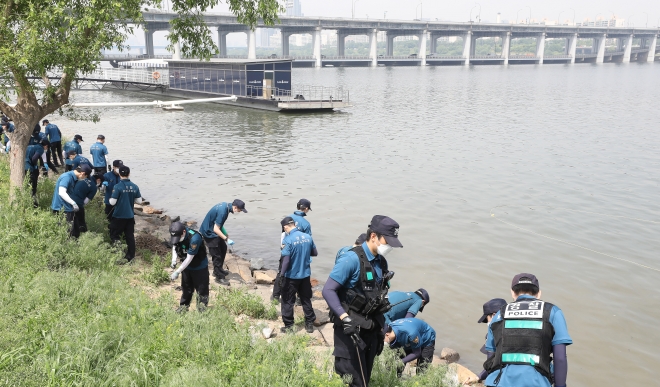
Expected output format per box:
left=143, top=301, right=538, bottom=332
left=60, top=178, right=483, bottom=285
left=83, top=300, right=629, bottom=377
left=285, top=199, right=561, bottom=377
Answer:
left=170, top=263, right=177, bottom=270
left=170, top=271, right=180, bottom=281
left=72, top=203, right=80, bottom=212
left=227, top=239, right=235, bottom=246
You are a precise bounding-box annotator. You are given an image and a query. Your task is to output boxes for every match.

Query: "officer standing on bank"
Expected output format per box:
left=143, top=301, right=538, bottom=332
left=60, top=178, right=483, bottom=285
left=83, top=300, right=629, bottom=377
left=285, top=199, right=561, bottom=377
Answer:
left=483, top=274, right=572, bottom=387
left=100, top=160, right=123, bottom=220
left=25, top=139, right=50, bottom=204
left=63, top=134, right=83, bottom=171
left=89, top=135, right=109, bottom=177
left=169, top=221, right=210, bottom=313
left=43, top=119, right=64, bottom=167
left=383, top=289, right=430, bottom=326
left=108, top=166, right=143, bottom=265
left=199, top=200, right=247, bottom=286
left=279, top=216, right=318, bottom=333
left=322, top=215, right=403, bottom=387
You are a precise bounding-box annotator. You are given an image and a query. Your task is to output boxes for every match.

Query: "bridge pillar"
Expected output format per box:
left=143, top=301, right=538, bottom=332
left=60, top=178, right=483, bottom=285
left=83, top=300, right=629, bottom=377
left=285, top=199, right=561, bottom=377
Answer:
left=217, top=30, right=228, bottom=56
left=386, top=32, right=395, bottom=56
left=247, top=29, right=257, bottom=59
left=595, top=34, right=606, bottom=63
left=419, top=31, right=427, bottom=66
left=144, top=30, right=155, bottom=57
left=337, top=32, right=346, bottom=56
left=430, top=34, right=437, bottom=54
left=313, top=28, right=322, bottom=67
left=501, top=32, right=510, bottom=65
left=536, top=33, right=546, bottom=65
left=173, top=41, right=181, bottom=60
left=647, top=35, right=657, bottom=62
left=281, top=32, right=291, bottom=57
left=369, top=29, right=378, bottom=67
left=469, top=35, right=477, bottom=57
left=463, top=31, right=472, bottom=65
left=568, top=33, right=577, bottom=64
left=622, top=34, right=633, bottom=63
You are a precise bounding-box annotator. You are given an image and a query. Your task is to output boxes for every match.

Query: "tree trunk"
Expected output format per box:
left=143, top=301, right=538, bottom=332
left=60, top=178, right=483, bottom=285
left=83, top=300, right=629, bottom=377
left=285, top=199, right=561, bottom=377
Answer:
left=8, top=116, right=39, bottom=201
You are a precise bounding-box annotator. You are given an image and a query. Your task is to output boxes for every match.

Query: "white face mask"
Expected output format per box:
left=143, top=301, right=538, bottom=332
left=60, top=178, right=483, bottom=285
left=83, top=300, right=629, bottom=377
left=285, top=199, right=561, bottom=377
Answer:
left=114, top=168, right=119, bottom=174
left=377, top=243, right=393, bottom=256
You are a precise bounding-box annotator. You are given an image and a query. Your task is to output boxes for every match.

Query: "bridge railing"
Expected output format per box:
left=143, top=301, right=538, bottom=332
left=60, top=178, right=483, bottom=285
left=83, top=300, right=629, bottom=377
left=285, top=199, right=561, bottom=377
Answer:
left=543, top=55, right=572, bottom=59
left=102, top=54, right=173, bottom=60
left=52, top=68, right=170, bottom=85
left=575, top=53, right=599, bottom=58
left=246, top=85, right=349, bottom=105
left=471, top=55, right=502, bottom=59
left=508, top=55, right=540, bottom=59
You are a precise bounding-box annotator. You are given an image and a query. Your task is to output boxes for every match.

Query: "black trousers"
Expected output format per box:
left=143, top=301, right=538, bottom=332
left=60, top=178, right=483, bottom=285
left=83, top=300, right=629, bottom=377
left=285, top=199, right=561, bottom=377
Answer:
left=28, top=169, right=39, bottom=196
left=109, top=217, right=136, bottom=260
left=104, top=204, right=114, bottom=221
left=281, top=276, right=315, bottom=327
left=93, top=167, right=106, bottom=178
left=204, top=237, right=227, bottom=279
left=65, top=164, right=72, bottom=172
left=180, top=268, right=210, bottom=306
left=50, top=141, right=63, bottom=165
left=75, top=206, right=87, bottom=233
left=401, top=342, right=435, bottom=374
left=65, top=211, right=80, bottom=238
left=334, top=324, right=382, bottom=387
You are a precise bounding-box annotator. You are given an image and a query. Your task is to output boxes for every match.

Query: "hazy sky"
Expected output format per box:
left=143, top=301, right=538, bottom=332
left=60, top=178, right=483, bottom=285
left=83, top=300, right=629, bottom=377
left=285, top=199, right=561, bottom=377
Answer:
left=128, top=0, right=660, bottom=47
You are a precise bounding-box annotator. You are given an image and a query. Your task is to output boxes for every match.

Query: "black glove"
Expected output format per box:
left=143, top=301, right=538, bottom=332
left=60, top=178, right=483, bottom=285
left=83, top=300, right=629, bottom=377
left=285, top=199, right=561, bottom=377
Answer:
left=108, top=165, right=112, bottom=172
left=278, top=275, right=284, bottom=289
left=341, top=316, right=359, bottom=336
left=376, top=332, right=385, bottom=356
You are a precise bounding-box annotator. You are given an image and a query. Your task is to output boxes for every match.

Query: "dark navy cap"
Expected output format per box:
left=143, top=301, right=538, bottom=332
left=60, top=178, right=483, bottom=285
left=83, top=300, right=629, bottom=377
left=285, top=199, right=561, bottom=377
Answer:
left=355, top=233, right=367, bottom=245
left=232, top=199, right=247, bottom=213
left=67, top=150, right=77, bottom=157
left=78, top=164, right=93, bottom=176
left=297, top=198, right=312, bottom=210
left=118, top=166, right=130, bottom=176
left=112, top=160, right=123, bottom=167
left=415, top=288, right=430, bottom=312
left=74, top=134, right=83, bottom=141
left=281, top=216, right=295, bottom=232
left=169, top=221, right=186, bottom=245
left=369, top=215, right=402, bottom=247
left=42, top=119, right=49, bottom=124
left=511, top=273, right=540, bottom=290
left=478, top=298, right=507, bottom=323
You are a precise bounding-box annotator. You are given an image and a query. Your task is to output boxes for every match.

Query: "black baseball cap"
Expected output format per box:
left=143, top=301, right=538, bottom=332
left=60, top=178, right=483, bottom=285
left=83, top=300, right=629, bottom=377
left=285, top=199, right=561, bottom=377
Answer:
left=355, top=233, right=367, bottom=245
left=42, top=119, right=49, bottom=124
left=118, top=166, right=130, bottom=176
left=369, top=215, right=402, bottom=247
left=297, top=198, right=312, bottom=210
left=112, top=160, right=124, bottom=167
left=169, top=221, right=186, bottom=245
left=74, top=134, right=83, bottom=141
left=281, top=216, right=295, bottom=228
left=232, top=199, right=247, bottom=213
left=511, top=273, right=540, bottom=290
left=415, top=288, right=430, bottom=312
left=97, top=135, right=105, bottom=140
left=77, top=164, right=93, bottom=176
left=478, top=298, right=507, bottom=323
left=39, top=139, right=50, bottom=147
left=67, top=150, right=77, bottom=157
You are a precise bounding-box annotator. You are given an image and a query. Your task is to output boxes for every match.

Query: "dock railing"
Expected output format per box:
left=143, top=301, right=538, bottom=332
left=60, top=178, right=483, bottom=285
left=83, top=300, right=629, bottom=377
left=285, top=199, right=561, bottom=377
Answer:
left=246, top=85, right=349, bottom=107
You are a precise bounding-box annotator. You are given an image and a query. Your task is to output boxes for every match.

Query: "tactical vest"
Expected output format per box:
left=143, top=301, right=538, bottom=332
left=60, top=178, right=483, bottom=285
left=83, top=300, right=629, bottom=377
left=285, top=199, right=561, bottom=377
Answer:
left=175, top=229, right=207, bottom=268
left=484, top=299, right=555, bottom=384
left=338, top=246, right=392, bottom=329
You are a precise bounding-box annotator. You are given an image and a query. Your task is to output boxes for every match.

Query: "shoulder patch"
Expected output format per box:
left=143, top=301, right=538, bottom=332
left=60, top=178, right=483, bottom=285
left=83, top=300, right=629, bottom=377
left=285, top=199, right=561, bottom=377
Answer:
left=412, top=336, right=419, bottom=344
left=191, top=244, right=198, bottom=250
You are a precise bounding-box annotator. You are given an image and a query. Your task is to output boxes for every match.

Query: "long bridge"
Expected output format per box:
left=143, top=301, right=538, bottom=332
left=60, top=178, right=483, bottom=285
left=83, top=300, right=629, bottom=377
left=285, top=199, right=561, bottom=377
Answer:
left=124, top=10, right=660, bottom=67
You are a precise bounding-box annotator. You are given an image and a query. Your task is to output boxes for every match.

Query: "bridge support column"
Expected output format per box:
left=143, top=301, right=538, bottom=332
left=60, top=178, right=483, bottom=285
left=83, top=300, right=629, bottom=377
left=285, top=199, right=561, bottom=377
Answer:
left=536, top=33, right=546, bottom=64
left=173, top=41, right=181, bottom=60
left=430, top=34, right=437, bottom=54
left=595, top=34, right=606, bottom=63
left=281, top=32, right=291, bottom=57
left=369, top=29, right=378, bottom=67
left=647, top=35, right=657, bottom=62
left=386, top=33, right=394, bottom=56
left=463, top=31, right=472, bottom=65
left=568, top=33, right=577, bottom=64
left=469, top=35, right=477, bottom=57
left=144, top=30, right=155, bottom=57
left=337, top=32, right=346, bottom=56
left=419, top=30, right=427, bottom=66
left=622, top=34, right=633, bottom=63
left=313, top=28, right=322, bottom=67
left=217, top=30, right=228, bottom=57
left=247, top=29, right=257, bottom=59
left=501, top=32, right=510, bottom=65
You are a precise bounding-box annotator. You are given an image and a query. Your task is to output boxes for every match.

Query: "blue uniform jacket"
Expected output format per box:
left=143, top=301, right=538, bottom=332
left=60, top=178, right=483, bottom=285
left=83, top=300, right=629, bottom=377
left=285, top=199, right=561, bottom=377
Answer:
left=72, top=155, right=93, bottom=170
left=199, top=202, right=233, bottom=239
left=329, top=242, right=383, bottom=290
left=180, top=229, right=208, bottom=271
left=389, top=318, right=436, bottom=350
left=45, top=124, right=61, bottom=142
left=281, top=229, right=316, bottom=279
left=89, top=142, right=108, bottom=167
left=50, top=171, right=78, bottom=212
left=63, top=140, right=82, bottom=165
left=70, top=178, right=97, bottom=207
left=290, top=211, right=312, bottom=235
left=384, top=291, right=425, bottom=325
left=24, top=145, right=44, bottom=171
left=102, top=171, right=121, bottom=205
left=110, top=179, right=141, bottom=219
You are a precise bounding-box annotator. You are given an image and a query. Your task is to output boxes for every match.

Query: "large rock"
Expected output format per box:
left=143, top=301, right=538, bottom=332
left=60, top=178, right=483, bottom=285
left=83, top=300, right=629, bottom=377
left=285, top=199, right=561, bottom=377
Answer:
left=254, top=270, right=277, bottom=285
left=440, top=347, right=460, bottom=363
left=432, top=355, right=448, bottom=366
left=448, top=363, right=479, bottom=385
left=142, top=206, right=163, bottom=215
left=319, top=323, right=335, bottom=346
left=250, top=258, right=264, bottom=270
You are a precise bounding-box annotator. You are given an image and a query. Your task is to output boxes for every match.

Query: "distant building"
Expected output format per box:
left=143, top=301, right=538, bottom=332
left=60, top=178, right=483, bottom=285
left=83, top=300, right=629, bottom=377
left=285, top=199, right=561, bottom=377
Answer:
left=285, top=0, right=302, bottom=17
left=259, top=28, right=275, bottom=47
left=576, top=17, right=624, bottom=27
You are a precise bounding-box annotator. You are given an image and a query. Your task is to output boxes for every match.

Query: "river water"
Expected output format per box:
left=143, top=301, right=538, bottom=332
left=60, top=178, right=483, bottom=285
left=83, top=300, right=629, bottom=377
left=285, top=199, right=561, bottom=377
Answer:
left=59, top=63, right=659, bottom=385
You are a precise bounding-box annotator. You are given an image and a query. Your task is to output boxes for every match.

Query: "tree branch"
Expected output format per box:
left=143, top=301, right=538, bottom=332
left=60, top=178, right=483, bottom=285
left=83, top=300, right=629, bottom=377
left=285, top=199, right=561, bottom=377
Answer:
left=0, top=100, right=16, bottom=118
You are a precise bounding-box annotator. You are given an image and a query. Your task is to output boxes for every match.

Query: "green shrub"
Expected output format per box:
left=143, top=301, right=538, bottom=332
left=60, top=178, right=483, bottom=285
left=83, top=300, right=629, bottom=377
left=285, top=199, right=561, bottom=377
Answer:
left=216, top=287, right=278, bottom=320
left=143, top=253, right=171, bottom=286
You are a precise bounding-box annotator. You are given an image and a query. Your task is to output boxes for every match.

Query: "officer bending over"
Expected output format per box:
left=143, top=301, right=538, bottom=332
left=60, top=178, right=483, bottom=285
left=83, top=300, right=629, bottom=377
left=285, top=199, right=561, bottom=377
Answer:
left=199, top=200, right=246, bottom=286
left=383, top=289, right=430, bottom=326
left=322, top=215, right=402, bottom=387
left=483, top=274, right=572, bottom=387
left=384, top=318, right=436, bottom=374
left=109, top=166, right=142, bottom=265
left=169, top=221, right=210, bottom=313
left=279, top=217, right=317, bottom=333
left=63, top=134, right=83, bottom=171
left=476, top=298, right=507, bottom=382
left=72, top=153, right=93, bottom=171
left=70, top=173, right=98, bottom=234
left=50, top=165, right=92, bottom=238
left=100, top=160, right=123, bottom=220
left=25, top=139, right=50, bottom=203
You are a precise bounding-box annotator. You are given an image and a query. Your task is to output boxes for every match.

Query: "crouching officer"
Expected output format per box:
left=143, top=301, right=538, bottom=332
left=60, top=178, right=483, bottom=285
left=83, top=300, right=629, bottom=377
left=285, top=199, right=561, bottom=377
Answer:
left=384, top=318, right=436, bottom=374
left=477, top=298, right=507, bottom=382
left=70, top=173, right=98, bottom=234
left=322, top=215, right=403, bottom=387
left=483, top=273, right=572, bottom=387
left=383, top=289, right=430, bottom=326
left=169, top=221, right=210, bottom=313
left=50, top=165, right=92, bottom=238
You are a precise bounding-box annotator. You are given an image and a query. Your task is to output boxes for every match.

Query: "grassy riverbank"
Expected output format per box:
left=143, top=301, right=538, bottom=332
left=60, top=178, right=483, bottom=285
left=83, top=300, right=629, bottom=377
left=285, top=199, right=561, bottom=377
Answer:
left=0, top=157, right=453, bottom=386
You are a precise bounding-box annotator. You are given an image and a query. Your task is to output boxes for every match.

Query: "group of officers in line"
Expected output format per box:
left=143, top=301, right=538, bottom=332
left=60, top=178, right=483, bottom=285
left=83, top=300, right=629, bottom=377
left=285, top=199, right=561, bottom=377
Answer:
left=8, top=116, right=571, bottom=387
left=168, top=197, right=572, bottom=387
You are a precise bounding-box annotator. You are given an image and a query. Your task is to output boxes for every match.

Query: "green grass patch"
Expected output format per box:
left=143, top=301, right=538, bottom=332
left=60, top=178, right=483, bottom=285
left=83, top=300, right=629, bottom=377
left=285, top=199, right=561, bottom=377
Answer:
left=216, top=287, right=278, bottom=320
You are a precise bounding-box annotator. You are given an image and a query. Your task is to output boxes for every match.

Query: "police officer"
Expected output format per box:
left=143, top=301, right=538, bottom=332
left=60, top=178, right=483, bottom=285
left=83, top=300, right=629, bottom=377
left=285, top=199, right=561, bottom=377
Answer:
left=199, top=200, right=247, bottom=286
left=1, top=117, right=13, bottom=146
left=322, top=215, right=403, bottom=387
left=476, top=298, right=507, bottom=382
left=384, top=317, right=436, bottom=374
left=43, top=119, right=64, bottom=167
left=70, top=173, right=98, bottom=234
left=335, top=234, right=368, bottom=263
left=50, top=165, right=92, bottom=238
left=71, top=153, right=93, bottom=170
left=483, top=274, right=572, bottom=387
left=279, top=216, right=318, bottom=333
left=383, top=289, right=430, bottom=326
left=89, top=135, right=109, bottom=177
left=25, top=139, right=50, bottom=203
left=169, top=221, right=210, bottom=313
left=108, top=166, right=143, bottom=265
left=63, top=134, right=83, bottom=171
left=100, top=160, right=123, bottom=220
left=28, top=124, right=46, bottom=146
